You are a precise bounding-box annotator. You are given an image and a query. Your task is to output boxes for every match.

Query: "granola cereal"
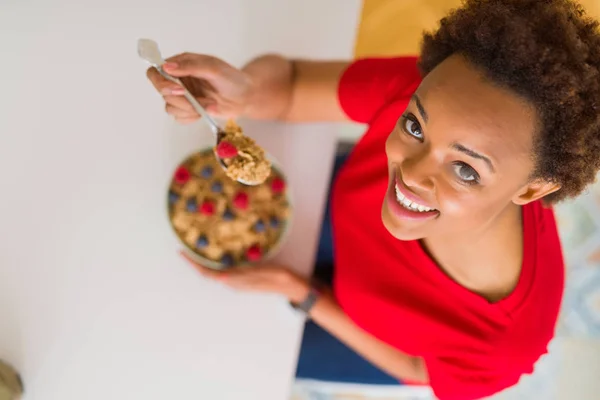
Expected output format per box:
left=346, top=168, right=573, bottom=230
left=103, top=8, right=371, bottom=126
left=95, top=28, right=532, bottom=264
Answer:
left=215, top=120, right=272, bottom=185
left=168, top=149, right=291, bottom=269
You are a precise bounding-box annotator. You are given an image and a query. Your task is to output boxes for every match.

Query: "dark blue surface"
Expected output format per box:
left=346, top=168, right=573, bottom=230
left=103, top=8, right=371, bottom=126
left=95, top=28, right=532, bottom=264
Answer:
left=295, top=151, right=400, bottom=385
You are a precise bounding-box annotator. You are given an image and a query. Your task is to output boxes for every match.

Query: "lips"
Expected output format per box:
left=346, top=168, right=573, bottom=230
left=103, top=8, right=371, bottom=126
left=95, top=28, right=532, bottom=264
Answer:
left=394, top=185, right=436, bottom=212
left=385, top=172, right=439, bottom=221
left=394, top=175, right=437, bottom=212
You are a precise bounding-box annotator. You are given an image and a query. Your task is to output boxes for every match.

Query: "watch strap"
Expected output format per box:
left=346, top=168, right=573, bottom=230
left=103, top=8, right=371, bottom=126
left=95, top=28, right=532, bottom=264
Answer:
left=291, top=287, right=320, bottom=315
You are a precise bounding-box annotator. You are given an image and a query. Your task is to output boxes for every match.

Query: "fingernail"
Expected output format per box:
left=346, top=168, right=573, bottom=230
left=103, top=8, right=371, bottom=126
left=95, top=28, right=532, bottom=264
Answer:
left=162, top=87, right=185, bottom=95
left=163, top=62, right=178, bottom=70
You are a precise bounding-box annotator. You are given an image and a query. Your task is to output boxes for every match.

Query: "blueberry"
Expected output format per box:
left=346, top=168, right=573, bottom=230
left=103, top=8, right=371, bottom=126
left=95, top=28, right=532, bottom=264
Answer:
left=269, top=216, right=280, bottom=228
left=223, top=208, right=235, bottom=221
left=186, top=198, right=198, bottom=212
left=195, top=235, right=209, bottom=249
left=200, top=166, right=213, bottom=179
left=221, top=253, right=234, bottom=267
left=168, top=191, right=180, bottom=205
left=211, top=181, right=223, bottom=193
left=254, top=220, right=266, bottom=233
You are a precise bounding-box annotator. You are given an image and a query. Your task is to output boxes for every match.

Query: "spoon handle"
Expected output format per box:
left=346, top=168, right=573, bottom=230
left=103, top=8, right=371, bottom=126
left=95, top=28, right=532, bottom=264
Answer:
left=156, top=68, right=221, bottom=136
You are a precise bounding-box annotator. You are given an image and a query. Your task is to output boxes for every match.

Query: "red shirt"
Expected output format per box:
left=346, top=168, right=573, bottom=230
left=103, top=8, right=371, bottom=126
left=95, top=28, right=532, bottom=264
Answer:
left=331, top=57, right=565, bottom=400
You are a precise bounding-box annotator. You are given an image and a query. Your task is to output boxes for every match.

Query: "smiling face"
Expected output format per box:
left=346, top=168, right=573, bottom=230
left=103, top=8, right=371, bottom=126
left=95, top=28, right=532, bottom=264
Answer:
left=382, top=55, right=554, bottom=241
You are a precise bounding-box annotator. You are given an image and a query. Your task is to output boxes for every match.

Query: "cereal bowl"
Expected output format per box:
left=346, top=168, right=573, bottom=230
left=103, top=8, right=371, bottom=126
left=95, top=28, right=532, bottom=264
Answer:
left=167, top=148, right=292, bottom=270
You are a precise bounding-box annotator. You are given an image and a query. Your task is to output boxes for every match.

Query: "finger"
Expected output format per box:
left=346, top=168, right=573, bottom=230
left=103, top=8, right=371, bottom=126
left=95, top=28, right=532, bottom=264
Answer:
left=225, top=278, right=278, bottom=293
left=175, top=116, right=200, bottom=125
left=164, top=94, right=216, bottom=113
left=165, top=103, right=197, bottom=119
left=162, top=53, right=219, bottom=79
left=146, top=67, right=183, bottom=95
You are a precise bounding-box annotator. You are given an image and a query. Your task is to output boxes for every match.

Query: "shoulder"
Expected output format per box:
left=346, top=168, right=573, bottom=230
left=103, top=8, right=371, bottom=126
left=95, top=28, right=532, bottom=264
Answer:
left=526, top=200, right=565, bottom=288
left=496, top=201, right=564, bottom=363
left=338, top=56, right=422, bottom=124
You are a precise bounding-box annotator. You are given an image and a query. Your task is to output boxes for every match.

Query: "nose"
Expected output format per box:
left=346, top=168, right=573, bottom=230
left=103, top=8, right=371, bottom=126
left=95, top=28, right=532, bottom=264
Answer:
left=400, top=149, right=436, bottom=192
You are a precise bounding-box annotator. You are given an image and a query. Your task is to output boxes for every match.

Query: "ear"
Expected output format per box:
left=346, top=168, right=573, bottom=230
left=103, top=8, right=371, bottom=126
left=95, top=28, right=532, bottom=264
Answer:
left=513, top=179, right=561, bottom=205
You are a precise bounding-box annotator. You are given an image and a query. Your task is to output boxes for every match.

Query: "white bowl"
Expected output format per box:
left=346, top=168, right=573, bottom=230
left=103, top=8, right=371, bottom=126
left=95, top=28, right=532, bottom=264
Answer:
left=167, top=148, right=293, bottom=270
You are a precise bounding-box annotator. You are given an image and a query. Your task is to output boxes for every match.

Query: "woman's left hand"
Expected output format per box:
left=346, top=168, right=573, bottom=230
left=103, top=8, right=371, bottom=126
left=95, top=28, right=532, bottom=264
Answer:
left=180, top=251, right=310, bottom=303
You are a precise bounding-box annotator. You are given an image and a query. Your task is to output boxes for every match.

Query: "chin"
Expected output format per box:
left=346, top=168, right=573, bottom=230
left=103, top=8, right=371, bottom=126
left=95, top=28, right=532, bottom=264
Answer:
left=381, top=202, right=428, bottom=241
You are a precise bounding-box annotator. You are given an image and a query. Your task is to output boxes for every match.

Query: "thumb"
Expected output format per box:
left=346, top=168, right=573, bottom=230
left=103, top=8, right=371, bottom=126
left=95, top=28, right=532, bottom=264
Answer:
left=162, top=53, right=219, bottom=79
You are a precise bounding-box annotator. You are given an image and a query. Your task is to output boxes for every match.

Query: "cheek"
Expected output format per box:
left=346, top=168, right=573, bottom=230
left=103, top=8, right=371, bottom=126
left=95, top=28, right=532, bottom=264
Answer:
left=385, top=131, right=404, bottom=160
left=437, top=184, right=513, bottom=226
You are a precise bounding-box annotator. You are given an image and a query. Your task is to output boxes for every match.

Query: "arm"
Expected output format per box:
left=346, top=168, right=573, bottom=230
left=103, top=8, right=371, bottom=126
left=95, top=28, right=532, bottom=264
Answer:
left=291, top=286, right=429, bottom=383
left=181, top=254, right=427, bottom=383
left=242, top=55, right=350, bottom=122
left=148, top=52, right=352, bottom=124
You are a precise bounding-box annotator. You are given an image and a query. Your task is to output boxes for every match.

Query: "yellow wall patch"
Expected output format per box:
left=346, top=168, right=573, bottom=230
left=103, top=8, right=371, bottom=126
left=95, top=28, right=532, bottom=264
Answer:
left=354, top=0, right=600, bottom=58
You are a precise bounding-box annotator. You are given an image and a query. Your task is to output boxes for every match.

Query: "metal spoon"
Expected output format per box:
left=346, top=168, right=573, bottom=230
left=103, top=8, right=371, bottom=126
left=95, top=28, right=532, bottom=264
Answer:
left=138, top=39, right=221, bottom=136
left=137, top=38, right=260, bottom=184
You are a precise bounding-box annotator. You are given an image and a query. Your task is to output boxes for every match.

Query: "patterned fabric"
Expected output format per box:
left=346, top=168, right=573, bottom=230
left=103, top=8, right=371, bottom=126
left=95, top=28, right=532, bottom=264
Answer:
left=555, top=178, right=600, bottom=338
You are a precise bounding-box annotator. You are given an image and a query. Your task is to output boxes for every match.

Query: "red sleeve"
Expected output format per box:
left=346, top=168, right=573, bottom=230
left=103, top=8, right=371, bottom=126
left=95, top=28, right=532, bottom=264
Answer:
left=337, top=57, right=421, bottom=124
left=425, top=355, right=520, bottom=400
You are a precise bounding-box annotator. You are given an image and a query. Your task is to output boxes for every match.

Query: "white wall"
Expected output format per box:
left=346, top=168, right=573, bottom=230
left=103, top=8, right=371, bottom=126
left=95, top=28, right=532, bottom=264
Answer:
left=0, top=1, right=361, bottom=399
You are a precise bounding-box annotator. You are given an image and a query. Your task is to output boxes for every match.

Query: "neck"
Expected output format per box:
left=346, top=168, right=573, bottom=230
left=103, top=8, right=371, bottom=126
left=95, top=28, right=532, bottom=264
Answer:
left=421, top=203, right=524, bottom=301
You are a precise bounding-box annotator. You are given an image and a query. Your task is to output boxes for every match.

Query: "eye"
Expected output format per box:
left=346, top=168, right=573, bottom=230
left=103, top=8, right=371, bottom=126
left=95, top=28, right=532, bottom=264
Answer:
left=401, top=114, right=423, bottom=140
left=452, top=162, right=480, bottom=185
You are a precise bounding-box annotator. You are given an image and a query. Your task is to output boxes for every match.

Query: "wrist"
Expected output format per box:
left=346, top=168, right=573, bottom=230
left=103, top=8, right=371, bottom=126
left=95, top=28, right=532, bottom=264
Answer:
left=240, top=55, right=294, bottom=120
left=286, top=274, right=311, bottom=304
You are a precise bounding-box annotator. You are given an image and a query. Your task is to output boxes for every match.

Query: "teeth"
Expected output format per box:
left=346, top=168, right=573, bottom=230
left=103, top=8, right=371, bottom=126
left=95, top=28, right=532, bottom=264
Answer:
left=395, top=185, right=435, bottom=213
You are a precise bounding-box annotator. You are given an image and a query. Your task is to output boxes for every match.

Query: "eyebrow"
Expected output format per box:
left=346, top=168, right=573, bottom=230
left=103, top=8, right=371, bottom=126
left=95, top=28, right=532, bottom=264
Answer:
left=451, top=143, right=496, bottom=173
left=412, top=94, right=428, bottom=123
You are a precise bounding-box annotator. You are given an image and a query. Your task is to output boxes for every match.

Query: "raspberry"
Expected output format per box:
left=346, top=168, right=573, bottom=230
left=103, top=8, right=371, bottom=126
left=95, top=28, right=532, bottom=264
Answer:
left=246, top=245, right=262, bottom=262
left=174, top=167, right=191, bottom=185
left=271, top=177, right=286, bottom=194
left=200, top=200, right=215, bottom=216
left=232, top=191, right=249, bottom=210
left=215, top=141, right=238, bottom=158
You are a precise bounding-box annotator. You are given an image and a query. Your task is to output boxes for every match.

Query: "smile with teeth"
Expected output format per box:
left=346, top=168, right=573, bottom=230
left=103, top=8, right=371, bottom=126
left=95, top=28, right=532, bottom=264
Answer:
left=394, top=185, right=436, bottom=213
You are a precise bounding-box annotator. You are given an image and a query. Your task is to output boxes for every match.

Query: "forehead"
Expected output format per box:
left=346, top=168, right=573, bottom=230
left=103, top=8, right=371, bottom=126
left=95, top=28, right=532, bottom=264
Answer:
left=416, top=55, right=538, bottom=161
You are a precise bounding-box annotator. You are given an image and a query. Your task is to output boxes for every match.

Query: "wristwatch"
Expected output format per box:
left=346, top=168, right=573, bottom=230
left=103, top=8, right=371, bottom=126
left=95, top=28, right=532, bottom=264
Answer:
left=290, top=286, right=320, bottom=316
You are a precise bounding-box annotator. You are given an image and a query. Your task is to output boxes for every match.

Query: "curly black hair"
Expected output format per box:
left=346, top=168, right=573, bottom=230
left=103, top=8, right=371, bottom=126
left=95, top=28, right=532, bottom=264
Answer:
left=418, top=0, right=600, bottom=203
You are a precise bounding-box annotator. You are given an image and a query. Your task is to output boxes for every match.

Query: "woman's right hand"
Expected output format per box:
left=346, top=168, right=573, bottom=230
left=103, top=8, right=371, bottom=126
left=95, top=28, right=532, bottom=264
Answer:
left=146, top=52, right=255, bottom=124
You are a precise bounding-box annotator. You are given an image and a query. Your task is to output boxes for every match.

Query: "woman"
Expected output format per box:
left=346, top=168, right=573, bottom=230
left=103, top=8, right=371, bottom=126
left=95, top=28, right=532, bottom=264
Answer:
left=146, top=0, right=600, bottom=398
